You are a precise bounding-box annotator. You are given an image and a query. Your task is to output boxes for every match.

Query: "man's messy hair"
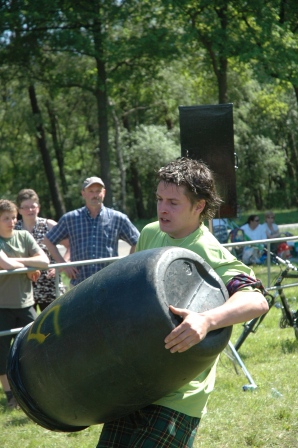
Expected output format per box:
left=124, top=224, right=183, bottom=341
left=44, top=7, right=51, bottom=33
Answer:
left=157, top=157, right=222, bottom=221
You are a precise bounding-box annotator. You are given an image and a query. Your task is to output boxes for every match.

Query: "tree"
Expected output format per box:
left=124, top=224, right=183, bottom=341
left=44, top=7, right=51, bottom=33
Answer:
left=0, top=0, right=297, bottom=216
left=28, top=84, right=66, bottom=217
left=120, top=125, right=180, bottom=218
left=0, top=0, right=118, bottom=208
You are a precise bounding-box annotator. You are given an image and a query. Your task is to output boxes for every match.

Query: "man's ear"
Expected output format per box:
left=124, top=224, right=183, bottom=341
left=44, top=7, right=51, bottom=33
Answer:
left=195, top=200, right=206, bottom=213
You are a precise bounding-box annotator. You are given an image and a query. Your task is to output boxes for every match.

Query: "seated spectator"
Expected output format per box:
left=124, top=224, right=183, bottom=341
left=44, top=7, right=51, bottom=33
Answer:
left=262, top=211, right=280, bottom=239
left=241, top=215, right=266, bottom=241
left=262, top=211, right=295, bottom=255
left=240, top=215, right=266, bottom=265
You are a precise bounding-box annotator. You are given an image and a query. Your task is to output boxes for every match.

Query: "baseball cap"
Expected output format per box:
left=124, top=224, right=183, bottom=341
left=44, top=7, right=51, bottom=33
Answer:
left=82, top=176, right=105, bottom=190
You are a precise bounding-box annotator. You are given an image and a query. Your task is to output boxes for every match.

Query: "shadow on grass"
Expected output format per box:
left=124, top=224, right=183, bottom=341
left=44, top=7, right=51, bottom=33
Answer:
left=2, top=414, right=31, bottom=427
left=0, top=395, right=31, bottom=426
left=280, top=338, right=298, bottom=354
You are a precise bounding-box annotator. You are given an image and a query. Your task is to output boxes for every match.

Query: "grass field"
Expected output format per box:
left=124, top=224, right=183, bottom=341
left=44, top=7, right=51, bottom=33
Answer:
left=197, top=263, right=298, bottom=448
left=1, top=264, right=297, bottom=447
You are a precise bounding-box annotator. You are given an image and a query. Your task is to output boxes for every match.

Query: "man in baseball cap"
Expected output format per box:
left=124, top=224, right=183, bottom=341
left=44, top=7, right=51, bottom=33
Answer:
left=44, top=174, right=139, bottom=286
left=82, top=176, right=105, bottom=190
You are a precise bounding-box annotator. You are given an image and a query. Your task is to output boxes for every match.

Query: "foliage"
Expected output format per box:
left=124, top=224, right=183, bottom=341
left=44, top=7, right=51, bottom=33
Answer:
left=116, top=124, right=180, bottom=218
left=0, top=1, right=297, bottom=218
left=233, top=73, right=297, bottom=210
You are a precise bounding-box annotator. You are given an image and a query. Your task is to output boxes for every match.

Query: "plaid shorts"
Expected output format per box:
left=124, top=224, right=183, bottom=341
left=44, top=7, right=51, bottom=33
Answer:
left=96, top=404, right=200, bottom=448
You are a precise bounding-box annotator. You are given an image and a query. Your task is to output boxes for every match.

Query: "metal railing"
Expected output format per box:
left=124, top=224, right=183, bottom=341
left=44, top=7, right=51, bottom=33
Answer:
left=1, top=235, right=298, bottom=338
left=0, top=256, right=125, bottom=338
left=223, top=234, right=298, bottom=285
left=0, top=256, right=124, bottom=296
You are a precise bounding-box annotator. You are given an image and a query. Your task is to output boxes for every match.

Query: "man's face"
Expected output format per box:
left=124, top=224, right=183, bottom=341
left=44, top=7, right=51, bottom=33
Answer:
left=250, top=217, right=260, bottom=229
left=156, top=181, right=205, bottom=239
left=81, top=184, right=106, bottom=208
left=0, top=211, right=17, bottom=237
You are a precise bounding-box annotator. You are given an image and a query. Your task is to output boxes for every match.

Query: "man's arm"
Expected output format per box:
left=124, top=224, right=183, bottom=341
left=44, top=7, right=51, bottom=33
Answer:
left=46, top=219, right=70, bottom=260
left=120, top=215, right=140, bottom=254
left=43, top=236, right=78, bottom=279
left=0, top=250, right=25, bottom=270
left=164, top=290, right=268, bottom=353
left=129, top=244, right=137, bottom=254
left=11, top=250, right=49, bottom=269
left=0, top=248, right=49, bottom=270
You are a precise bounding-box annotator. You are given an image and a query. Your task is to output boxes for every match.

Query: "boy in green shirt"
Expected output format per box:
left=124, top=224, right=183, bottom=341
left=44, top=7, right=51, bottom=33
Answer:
left=0, top=199, right=49, bottom=409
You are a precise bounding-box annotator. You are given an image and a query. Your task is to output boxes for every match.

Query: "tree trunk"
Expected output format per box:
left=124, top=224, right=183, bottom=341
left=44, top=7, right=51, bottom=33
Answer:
left=253, top=189, right=263, bottom=210
left=215, top=5, right=228, bottom=104
left=130, top=160, right=146, bottom=219
left=28, top=84, right=66, bottom=219
left=93, top=17, right=112, bottom=207
left=293, top=85, right=298, bottom=106
left=45, top=100, right=72, bottom=210
left=217, top=57, right=228, bottom=104
left=121, top=110, right=146, bottom=219
left=190, top=4, right=229, bottom=104
left=284, top=134, right=298, bottom=205
left=111, top=106, right=126, bottom=212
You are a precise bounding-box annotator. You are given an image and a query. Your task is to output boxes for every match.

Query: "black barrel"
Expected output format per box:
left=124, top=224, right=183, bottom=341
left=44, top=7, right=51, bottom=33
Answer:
left=7, top=247, right=232, bottom=432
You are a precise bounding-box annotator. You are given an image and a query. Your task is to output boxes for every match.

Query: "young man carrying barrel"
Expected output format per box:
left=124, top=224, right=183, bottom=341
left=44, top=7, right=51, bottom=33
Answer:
left=96, top=157, right=268, bottom=447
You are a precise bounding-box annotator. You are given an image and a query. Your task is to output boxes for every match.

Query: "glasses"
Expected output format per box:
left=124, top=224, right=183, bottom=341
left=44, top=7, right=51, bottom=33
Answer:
left=19, top=205, right=38, bottom=211
left=254, top=218, right=259, bottom=222
left=267, top=216, right=274, bottom=219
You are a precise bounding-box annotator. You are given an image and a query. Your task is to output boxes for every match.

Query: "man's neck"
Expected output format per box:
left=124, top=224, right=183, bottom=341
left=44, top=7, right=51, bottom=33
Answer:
left=0, top=231, right=13, bottom=239
left=86, top=205, right=102, bottom=218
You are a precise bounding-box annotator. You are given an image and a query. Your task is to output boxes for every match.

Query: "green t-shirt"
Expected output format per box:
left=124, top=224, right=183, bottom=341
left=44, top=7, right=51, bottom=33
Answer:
left=0, top=230, right=42, bottom=308
left=136, top=222, right=256, bottom=418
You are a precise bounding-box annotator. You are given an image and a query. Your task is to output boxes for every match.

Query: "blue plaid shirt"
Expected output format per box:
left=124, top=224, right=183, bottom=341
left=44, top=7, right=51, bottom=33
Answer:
left=46, top=205, right=140, bottom=286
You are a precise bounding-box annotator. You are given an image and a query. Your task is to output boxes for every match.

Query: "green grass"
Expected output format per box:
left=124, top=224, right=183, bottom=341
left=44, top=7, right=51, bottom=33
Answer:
left=0, top=408, right=100, bottom=447
left=199, top=315, right=298, bottom=447
left=1, top=264, right=297, bottom=448
left=196, top=263, right=298, bottom=447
